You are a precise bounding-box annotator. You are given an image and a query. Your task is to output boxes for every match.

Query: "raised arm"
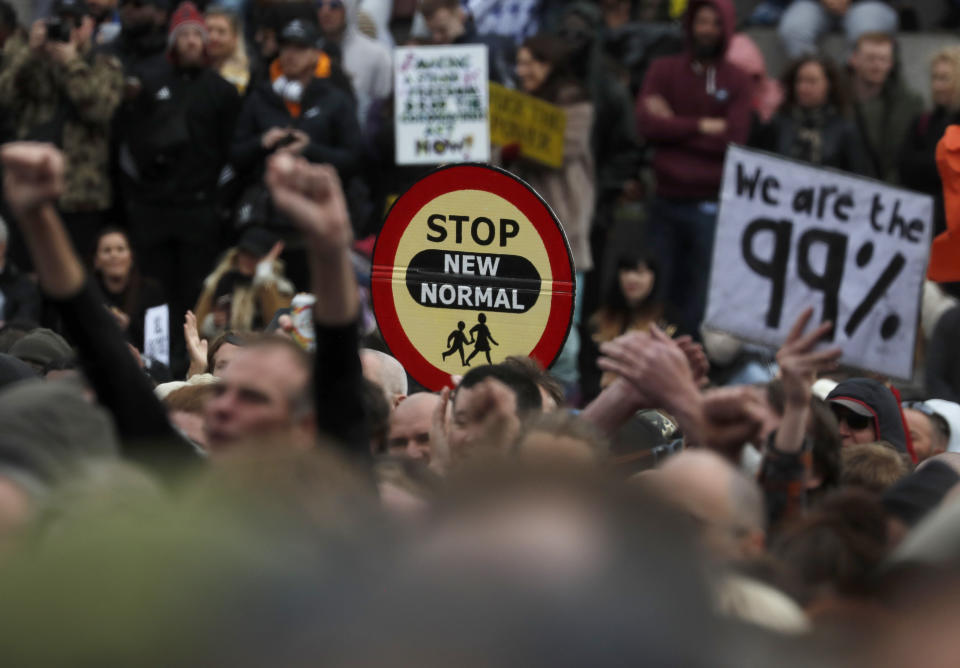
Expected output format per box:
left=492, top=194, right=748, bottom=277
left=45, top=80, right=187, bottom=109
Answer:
left=0, top=142, right=194, bottom=470
left=265, top=153, right=368, bottom=456
left=760, top=308, right=842, bottom=526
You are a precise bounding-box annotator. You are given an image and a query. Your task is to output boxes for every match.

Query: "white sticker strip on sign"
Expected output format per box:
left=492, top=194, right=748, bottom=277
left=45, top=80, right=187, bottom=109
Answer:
left=704, top=145, right=933, bottom=381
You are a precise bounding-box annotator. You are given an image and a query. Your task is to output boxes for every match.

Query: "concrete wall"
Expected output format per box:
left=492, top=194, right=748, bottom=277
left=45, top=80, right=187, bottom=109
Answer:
left=734, top=0, right=946, bottom=30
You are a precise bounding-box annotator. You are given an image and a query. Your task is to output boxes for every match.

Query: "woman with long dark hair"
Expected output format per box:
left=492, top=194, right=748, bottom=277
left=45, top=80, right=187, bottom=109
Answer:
left=91, top=227, right=166, bottom=351
left=751, top=55, right=870, bottom=175
left=589, top=254, right=667, bottom=388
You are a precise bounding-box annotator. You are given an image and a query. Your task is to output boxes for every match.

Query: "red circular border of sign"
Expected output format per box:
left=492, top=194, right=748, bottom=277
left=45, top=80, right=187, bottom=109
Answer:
left=372, top=164, right=576, bottom=391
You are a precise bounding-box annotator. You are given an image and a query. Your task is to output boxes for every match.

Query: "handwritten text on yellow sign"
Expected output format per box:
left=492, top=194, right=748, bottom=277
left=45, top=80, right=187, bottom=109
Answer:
left=488, top=83, right=566, bottom=169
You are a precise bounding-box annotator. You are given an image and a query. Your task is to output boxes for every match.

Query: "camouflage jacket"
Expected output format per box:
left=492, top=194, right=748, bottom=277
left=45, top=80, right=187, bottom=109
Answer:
left=0, top=37, right=123, bottom=212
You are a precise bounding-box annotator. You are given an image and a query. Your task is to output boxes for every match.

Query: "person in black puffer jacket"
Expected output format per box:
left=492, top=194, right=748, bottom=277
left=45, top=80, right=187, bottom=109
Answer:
left=231, top=18, right=361, bottom=290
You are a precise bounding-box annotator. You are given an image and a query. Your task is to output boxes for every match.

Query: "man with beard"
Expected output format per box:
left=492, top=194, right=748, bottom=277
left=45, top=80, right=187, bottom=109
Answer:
left=109, top=0, right=168, bottom=78
left=636, top=0, right=751, bottom=339
left=116, top=1, right=240, bottom=375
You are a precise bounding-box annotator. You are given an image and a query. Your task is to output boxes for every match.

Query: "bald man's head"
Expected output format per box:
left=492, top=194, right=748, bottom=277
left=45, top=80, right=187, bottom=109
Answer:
left=388, top=392, right=441, bottom=462
left=656, top=450, right=765, bottom=561
left=361, top=349, right=408, bottom=408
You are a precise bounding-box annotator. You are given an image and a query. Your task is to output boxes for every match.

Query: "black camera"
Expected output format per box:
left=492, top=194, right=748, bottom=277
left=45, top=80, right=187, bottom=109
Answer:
left=46, top=17, right=73, bottom=43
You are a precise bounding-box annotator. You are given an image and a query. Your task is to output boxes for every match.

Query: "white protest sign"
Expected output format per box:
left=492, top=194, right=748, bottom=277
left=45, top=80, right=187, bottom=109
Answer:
left=394, top=44, right=490, bottom=165
left=705, top=145, right=933, bottom=380
left=143, top=304, right=170, bottom=368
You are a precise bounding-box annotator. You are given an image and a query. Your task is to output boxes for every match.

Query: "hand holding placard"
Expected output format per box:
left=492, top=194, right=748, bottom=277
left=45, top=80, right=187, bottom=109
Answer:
left=705, top=146, right=932, bottom=380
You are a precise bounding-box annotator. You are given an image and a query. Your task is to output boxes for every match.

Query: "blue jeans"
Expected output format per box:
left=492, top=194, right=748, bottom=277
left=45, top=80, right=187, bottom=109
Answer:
left=647, top=198, right=717, bottom=338
left=778, top=0, right=899, bottom=59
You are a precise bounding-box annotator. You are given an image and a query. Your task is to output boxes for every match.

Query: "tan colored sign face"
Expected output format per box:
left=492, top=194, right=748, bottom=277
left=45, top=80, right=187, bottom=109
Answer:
left=373, top=165, right=575, bottom=390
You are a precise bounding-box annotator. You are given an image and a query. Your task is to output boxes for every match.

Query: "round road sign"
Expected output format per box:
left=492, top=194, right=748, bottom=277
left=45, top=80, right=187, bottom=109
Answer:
left=372, top=164, right=575, bottom=391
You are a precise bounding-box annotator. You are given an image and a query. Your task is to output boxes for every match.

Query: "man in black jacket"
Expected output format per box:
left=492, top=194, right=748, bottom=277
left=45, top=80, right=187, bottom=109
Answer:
left=232, top=19, right=361, bottom=184
left=117, top=1, right=240, bottom=374
left=231, top=18, right=362, bottom=289
left=109, top=0, right=168, bottom=80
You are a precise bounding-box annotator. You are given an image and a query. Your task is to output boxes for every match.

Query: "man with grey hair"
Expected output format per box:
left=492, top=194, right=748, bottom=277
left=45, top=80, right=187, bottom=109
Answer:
left=0, top=215, right=40, bottom=327
left=1, top=142, right=368, bottom=468
left=360, top=348, right=407, bottom=408
left=653, top=449, right=766, bottom=562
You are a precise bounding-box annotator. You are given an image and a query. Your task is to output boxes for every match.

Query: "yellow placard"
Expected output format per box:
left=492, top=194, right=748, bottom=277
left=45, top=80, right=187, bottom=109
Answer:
left=488, top=83, right=566, bottom=169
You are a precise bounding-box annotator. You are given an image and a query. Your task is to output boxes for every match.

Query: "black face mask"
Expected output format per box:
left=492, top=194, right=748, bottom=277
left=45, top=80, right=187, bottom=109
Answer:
left=693, top=41, right=723, bottom=60
left=121, top=18, right=152, bottom=37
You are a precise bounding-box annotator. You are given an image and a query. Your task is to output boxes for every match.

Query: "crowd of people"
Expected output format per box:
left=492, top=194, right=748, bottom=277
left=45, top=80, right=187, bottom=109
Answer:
left=2, top=0, right=960, bottom=663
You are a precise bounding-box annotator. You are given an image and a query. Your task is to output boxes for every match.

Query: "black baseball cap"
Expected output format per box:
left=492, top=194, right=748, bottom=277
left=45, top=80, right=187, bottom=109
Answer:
left=278, top=19, right=320, bottom=48
left=236, top=226, right=277, bottom=258
left=52, top=0, right=88, bottom=17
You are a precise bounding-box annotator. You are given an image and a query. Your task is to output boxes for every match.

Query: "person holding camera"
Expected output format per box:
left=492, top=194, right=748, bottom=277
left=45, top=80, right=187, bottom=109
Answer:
left=231, top=18, right=361, bottom=289
left=0, top=0, right=123, bottom=258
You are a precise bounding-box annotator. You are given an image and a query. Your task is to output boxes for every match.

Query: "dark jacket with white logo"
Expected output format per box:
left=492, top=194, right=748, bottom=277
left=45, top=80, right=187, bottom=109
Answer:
left=231, top=74, right=363, bottom=183
left=117, top=61, right=241, bottom=205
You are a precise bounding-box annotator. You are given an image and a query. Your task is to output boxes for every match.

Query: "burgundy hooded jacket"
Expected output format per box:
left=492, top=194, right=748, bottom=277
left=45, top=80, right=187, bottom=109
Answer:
left=636, top=0, right=753, bottom=200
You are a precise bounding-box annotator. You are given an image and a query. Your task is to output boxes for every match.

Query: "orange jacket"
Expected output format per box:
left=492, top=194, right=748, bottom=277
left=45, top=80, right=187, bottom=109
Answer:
left=930, top=125, right=960, bottom=281
left=269, top=54, right=332, bottom=118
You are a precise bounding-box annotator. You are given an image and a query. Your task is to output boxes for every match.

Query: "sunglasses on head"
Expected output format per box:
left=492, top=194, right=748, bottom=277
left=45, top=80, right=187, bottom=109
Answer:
left=316, top=0, right=344, bottom=9
left=830, top=405, right=873, bottom=431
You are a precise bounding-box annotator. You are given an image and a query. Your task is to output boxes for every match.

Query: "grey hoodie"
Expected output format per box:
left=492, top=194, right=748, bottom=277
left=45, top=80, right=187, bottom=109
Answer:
left=338, top=0, right=393, bottom=125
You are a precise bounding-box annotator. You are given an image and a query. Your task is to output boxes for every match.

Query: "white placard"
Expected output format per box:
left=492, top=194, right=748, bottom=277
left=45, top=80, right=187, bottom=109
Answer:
left=705, top=145, right=933, bottom=380
left=394, top=44, right=490, bottom=165
left=143, top=304, right=170, bottom=368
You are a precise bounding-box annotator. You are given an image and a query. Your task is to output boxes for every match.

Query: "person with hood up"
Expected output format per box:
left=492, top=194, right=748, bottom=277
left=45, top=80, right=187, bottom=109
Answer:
left=925, top=399, right=960, bottom=453
left=315, top=0, right=391, bottom=125
left=117, top=1, right=240, bottom=376
left=826, top=377, right=916, bottom=463
left=636, top=0, right=752, bottom=338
